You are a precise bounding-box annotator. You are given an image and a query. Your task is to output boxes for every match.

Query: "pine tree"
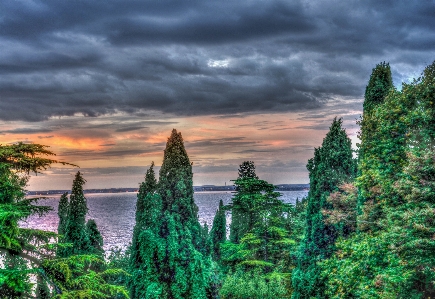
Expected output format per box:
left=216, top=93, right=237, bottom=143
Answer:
left=210, top=199, right=226, bottom=260
left=0, top=143, right=71, bottom=297
left=57, top=192, right=69, bottom=237
left=292, top=118, right=357, bottom=299
left=238, top=161, right=258, bottom=179
left=60, top=171, right=91, bottom=256
left=230, top=161, right=268, bottom=243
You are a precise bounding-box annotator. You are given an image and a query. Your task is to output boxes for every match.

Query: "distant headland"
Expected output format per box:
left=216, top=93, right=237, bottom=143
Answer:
left=26, top=184, right=309, bottom=195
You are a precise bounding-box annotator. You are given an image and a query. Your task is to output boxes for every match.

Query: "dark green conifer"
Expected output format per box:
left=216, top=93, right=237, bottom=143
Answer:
left=86, top=219, right=104, bottom=256
left=129, top=129, right=209, bottom=299
left=358, top=62, right=394, bottom=207
left=36, top=274, right=50, bottom=299
left=238, top=161, right=258, bottom=179
left=292, top=118, right=356, bottom=299
left=60, top=171, right=91, bottom=256
left=57, top=192, right=69, bottom=237
left=210, top=199, right=226, bottom=260
left=230, top=161, right=260, bottom=243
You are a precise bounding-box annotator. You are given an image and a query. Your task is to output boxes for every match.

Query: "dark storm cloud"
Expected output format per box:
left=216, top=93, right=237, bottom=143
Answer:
left=0, top=0, right=434, bottom=121
left=1, top=127, right=53, bottom=134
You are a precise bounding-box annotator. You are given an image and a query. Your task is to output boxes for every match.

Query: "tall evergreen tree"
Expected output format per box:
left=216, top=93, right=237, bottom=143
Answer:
left=86, top=219, right=104, bottom=256
left=210, top=199, right=226, bottom=260
left=129, top=162, right=160, bottom=298
left=57, top=192, right=69, bottom=237
left=60, top=171, right=91, bottom=257
left=357, top=62, right=394, bottom=208
left=129, top=129, right=209, bottom=299
left=292, top=118, right=357, bottom=299
left=357, top=63, right=409, bottom=230
left=322, top=61, right=435, bottom=299
left=230, top=161, right=259, bottom=243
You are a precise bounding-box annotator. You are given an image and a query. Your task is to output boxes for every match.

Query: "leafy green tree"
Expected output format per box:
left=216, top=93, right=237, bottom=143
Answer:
left=210, top=199, right=227, bottom=260
left=292, top=118, right=356, bottom=299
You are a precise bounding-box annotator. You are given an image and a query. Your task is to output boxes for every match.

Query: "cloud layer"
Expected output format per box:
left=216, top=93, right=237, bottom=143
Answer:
left=1, top=0, right=434, bottom=121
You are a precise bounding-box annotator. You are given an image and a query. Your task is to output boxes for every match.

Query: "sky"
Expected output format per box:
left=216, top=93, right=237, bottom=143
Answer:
left=0, top=0, right=434, bottom=190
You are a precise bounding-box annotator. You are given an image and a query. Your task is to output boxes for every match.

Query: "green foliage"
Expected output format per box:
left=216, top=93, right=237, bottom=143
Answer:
left=237, top=161, right=258, bottom=180
left=60, top=172, right=92, bottom=257
left=219, top=269, right=290, bottom=299
left=86, top=219, right=104, bottom=256
left=42, top=254, right=129, bottom=299
left=357, top=62, right=395, bottom=210
left=223, top=169, right=295, bottom=297
left=129, top=129, right=210, bottom=299
left=323, top=61, right=435, bottom=299
left=0, top=143, right=71, bottom=297
left=230, top=161, right=262, bottom=243
left=292, top=117, right=356, bottom=299
left=58, top=192, right=69, bottom=237
left=210, top=199, right=226, bottom=260
left=363, top=62, right=393, bottom=112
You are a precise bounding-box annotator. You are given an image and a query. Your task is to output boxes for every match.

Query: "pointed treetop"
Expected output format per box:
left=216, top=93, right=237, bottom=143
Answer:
left=238, top=161, right=258, bottom=179
left=364, top=62, right=393, bottom=112
left=160, top=129, right=192, bottom=177
left=143, top=161, right=157, bottom=194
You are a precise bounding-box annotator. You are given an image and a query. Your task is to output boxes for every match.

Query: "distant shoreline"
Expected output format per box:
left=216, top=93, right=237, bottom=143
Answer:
left=26, top=184, right=309, bottom=195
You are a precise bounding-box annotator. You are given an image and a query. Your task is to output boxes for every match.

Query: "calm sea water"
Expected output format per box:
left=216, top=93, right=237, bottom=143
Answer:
left=21, top=191, right=308, bottom=251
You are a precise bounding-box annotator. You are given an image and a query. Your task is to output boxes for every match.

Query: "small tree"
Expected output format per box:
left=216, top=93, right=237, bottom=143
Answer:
left=86, top=219, right=104, bottom=256
left=57, top=192, right=69, bottom=237
left=60, top=171, right=91, bottom=257
left=230, top=161, right=260, bottom=243
left=210, top=199, right=227, bottom=260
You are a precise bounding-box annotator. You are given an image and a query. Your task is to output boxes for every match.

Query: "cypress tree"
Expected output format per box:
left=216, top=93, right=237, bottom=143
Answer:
left=86, top=219, right=104, bottom=256
left=210, top=199, right=226, bottom=260
left=129, top=162, right=160, bottom=298
left=292, top=118, right=356, bottom=299
left=358, top=62, right=394, bottom=207
left=130, top=129, right=209, bottom=299
left=57, top=192, right=69, bottom=237
left=357, top=63, right=410, bottom=230
left=60, top=171, right=91, bottom=256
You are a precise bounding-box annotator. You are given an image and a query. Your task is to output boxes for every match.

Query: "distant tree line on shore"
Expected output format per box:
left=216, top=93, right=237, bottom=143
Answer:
left=1, top=60, right=435, bottom=298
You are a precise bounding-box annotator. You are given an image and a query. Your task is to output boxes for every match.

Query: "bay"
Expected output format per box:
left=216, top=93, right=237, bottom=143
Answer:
left=21, top=191, right=308, bottom=251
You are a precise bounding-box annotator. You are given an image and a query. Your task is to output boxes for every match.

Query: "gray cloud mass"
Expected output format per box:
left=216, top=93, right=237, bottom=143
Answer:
left=0, top=0, right=434, bottom=121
